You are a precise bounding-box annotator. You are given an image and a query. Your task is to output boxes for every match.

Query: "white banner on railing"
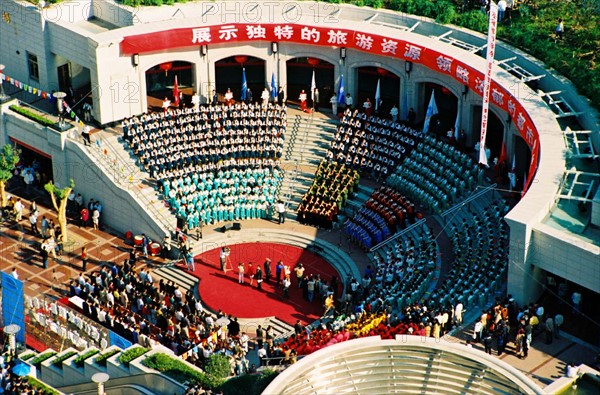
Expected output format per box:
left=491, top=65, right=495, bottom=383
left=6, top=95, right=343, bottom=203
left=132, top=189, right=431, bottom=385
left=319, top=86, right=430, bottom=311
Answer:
left=479, top=2, right=499, bottom=167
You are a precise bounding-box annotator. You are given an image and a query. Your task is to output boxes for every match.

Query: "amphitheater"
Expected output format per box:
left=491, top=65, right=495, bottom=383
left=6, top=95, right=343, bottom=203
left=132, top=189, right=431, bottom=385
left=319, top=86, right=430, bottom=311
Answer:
left=0, top=0, right=598, bottom=394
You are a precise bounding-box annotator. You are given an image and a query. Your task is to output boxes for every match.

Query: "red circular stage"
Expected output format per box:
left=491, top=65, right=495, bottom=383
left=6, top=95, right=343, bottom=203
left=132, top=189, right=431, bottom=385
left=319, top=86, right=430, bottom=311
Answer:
left=192, top=242, right=341, bottom=325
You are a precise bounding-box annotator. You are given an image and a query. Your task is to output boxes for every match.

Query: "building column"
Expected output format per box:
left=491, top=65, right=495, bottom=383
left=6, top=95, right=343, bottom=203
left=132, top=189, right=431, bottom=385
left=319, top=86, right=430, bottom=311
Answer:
left=506, top=219, right=545, bottom=306
left=403, top=77, right=416, bottom=121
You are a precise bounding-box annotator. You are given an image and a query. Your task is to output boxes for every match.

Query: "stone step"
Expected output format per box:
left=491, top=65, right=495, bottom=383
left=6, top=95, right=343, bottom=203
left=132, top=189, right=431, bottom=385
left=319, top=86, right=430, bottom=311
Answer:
left=153, top=264, right=199, bottom=291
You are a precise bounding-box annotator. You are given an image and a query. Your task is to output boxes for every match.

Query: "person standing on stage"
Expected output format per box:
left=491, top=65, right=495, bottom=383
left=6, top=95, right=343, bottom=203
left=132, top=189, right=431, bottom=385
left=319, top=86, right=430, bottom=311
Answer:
left=225, top=88, right=234, bottom=106
left=261, top=88, right=269, bottom=108
left=330, top=92, right=338, bottom=115
left=220, top=247, right=230, bottom=273
left=238, top=262, right=245, bottom=284
left=276, top=200, right=286, bottom=224
left=299, top=90, right=307, bottom=111
left=255, top=266, right=263, bottom=290
left=264, top=258, right=272, bottom=283
left=277, top=86, right=285, bottom=106
left=275, top=260, right=284, bottom=287
left=313, top=88, right=320, bottom=111
left=282, top=275, right=291, bottom=299
left=248, top=262, right=255, bottom=286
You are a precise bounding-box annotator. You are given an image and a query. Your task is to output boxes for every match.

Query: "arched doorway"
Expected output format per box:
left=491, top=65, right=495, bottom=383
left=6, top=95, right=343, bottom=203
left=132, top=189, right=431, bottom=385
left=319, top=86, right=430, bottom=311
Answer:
left=513, top=134, right=532, bottom=187
left=145, top=61, right=194, bottom=111
left=420, top=83, right=458, bottom=136
left=215, top=56, right=265, bottom=104
left=471, top=106, right=506, bottom=162
left=356, top=66, right=400, bottom=117
left=286, top=57, right=334, bottom=109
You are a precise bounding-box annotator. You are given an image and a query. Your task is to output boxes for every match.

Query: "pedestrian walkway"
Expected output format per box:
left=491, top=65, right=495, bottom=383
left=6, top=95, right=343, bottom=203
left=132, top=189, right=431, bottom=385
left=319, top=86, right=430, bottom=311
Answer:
left=450, top=323, right=599, bottom=389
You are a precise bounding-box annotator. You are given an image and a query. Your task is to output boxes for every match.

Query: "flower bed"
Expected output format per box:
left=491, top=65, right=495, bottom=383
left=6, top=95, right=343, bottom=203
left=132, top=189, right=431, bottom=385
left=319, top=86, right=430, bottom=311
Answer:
left=118, top=347, right=150, bottom=367
left=74, top=349, right=100, bottom=368
left=9, top=105, right=56, bottom=127
left=142, top=353, right=207, bottom=386
left=94, top=349, right=120, bottom=367
left=26, top=376, right=60, bottom=395
left=51, top=351, right=77, bottom=369
left=30, top=352, right=57, bottom=369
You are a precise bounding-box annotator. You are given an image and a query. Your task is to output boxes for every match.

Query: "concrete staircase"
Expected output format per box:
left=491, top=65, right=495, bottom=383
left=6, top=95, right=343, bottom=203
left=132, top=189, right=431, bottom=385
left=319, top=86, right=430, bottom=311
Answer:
left=152, top=263, right=199, bottom=296
left=279, top=110, right=339, bottom=212
left=282, top=110, right=338, bottom=166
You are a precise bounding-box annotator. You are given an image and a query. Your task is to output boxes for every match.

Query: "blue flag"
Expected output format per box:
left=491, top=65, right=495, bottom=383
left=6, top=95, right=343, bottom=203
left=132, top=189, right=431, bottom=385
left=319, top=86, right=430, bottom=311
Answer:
left=337, top=74, right=345, bottom=104
left=271, top=72, right=277, bottom=99
left=241, top=68, right=247, bottom=101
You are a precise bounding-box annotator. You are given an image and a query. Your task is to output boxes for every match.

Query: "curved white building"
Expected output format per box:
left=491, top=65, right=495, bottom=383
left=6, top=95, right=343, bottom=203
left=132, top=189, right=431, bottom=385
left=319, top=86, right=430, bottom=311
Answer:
left=263, top=336, right=545, bottom=395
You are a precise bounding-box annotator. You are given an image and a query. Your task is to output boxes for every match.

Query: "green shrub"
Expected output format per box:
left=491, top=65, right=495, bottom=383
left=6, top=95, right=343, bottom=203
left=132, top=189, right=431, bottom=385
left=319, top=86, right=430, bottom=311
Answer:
left=217, top=369, right=279, bottom=395
left=9, top=105, right=56, bottom=127
left=118, top=347, right=150, bottom=367
left=30, top=352, right=57, bottom=368
left=204, top=354, right=231, bottom=388
left=434, top=1, right=457, bottom=25
left=455, top=10, right=489, bottom=33
left=94, top=349, right=120, bottom=367
left=74, top=349, right=100, bottom=368
left=20, top=353, right=35, bottom=361
left=142, top=353, right=208, bottom=387
left=26, top=376, right=60, bottom=395
left=51, top=351, right=77, bottom=369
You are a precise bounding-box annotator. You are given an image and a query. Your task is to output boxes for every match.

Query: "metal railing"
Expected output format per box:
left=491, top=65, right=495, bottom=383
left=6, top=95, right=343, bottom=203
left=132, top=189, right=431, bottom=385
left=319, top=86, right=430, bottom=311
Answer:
left=438, top=183, right=497, bottom=226
left=83, top=131, right=173, bottom=233
left=369, top=218, right=427, bottom=252
left=297, top=111, right=315, bottom=164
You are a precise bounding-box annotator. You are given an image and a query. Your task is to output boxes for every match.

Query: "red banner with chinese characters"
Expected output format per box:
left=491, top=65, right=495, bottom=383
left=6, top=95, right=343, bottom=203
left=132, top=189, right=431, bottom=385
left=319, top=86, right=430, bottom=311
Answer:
left=121, top=23, right=539, bottom=191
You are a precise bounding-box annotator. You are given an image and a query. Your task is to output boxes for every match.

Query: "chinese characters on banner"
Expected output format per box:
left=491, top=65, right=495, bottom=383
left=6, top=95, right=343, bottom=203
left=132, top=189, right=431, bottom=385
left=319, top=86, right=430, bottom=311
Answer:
left=120, top=22, right=536, bottom=191
left=479, top=2, right=499, bottom=168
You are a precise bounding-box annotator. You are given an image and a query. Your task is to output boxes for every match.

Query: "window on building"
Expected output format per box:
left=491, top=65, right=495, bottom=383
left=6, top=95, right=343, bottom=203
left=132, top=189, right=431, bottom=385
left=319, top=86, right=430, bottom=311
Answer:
left=27, top=53, right=39, bottom=82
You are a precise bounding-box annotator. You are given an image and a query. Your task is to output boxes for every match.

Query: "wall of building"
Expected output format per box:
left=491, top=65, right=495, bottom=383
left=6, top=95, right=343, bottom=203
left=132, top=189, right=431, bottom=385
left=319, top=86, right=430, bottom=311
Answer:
left=530, top=224, right=600, bottom=294
left=1, top=102, right=170, bottom=242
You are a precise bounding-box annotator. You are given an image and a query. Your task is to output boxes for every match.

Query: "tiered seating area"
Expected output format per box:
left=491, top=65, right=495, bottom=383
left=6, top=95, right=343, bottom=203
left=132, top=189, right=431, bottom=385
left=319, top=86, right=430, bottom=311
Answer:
left=297, top=160, right=360, bottom=229
left=430, top=200, right=509, bottom=309
left=122, top=103, right=286, bottom=227
left=328, top=108, right=421, bottom=179
left=366, top=226, right=437, bottom=311
left=343, top=186, right=420, bottom=250
left=388, top=134, right=478, bottom=213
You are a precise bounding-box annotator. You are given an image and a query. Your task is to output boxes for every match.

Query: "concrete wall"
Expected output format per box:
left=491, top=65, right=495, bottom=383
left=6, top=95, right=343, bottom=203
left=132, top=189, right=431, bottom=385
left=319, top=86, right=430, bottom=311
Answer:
left=1, top=103, right=169, bottom=242
left=530, top=224, right=600, bottom=294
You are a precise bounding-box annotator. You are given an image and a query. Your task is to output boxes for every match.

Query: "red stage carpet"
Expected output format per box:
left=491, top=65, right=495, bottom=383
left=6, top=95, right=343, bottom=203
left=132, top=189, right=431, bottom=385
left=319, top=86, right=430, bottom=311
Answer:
left=190, top=243, right=340, bottom=326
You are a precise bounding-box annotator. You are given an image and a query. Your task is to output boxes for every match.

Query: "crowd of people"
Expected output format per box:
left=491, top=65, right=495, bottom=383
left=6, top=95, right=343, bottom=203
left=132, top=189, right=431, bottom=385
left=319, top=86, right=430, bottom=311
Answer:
left=277, top=297, right=463, bottom=358
left=297, top=160, right=360, bottom=229
left=387, top=134, right=478, bottom=213
left=122, top=102, right=287, bottom=229
left=343, top=186, right=420, bottom=250
left=164, top=167, right=281, bottom=228
left=327, top=108, right=421, bottom=180
left=66, top=250, right=256, bottom=376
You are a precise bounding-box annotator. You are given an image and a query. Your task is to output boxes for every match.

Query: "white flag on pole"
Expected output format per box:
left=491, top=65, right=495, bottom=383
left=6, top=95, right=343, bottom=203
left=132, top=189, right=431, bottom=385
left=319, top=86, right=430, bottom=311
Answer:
left=310, top=70, right=316, bottom=102
left=375, top=79, right=381, bottom=111
left=422, top=91, right=438, bottom=133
